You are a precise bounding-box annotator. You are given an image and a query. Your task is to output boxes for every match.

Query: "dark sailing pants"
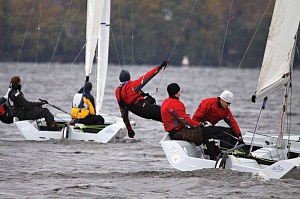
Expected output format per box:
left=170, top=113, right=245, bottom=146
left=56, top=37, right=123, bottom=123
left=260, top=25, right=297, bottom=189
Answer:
left=201, top=126, right=237, bottom=149
left=171, top=126, right=220, bottom=160
left=129, top=100, right=162, bottom=122
left=15, top=107, right=55, bottom=127
left=171, top=126, right=204, bottom=145
left=75, top=115, right=105, bottom=125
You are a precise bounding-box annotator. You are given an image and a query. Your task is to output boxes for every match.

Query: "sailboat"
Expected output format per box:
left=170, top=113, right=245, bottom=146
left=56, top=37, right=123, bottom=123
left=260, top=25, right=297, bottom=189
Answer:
left=13, top=0, right=133, bottom=143
left=160, top=0, right=300, bottom=179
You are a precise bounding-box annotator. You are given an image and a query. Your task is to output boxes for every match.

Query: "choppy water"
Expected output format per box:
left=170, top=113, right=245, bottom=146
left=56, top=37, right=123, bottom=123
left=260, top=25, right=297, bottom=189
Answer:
left=0, top=63, right=300, bottom=198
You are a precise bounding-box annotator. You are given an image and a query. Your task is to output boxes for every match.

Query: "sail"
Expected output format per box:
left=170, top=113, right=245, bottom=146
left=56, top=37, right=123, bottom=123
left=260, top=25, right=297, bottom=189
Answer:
left=96, top=0, right=110, bottom=114
left=253, top=0, right=300, bottom=102
left=85, top=0, right=104, bottom=77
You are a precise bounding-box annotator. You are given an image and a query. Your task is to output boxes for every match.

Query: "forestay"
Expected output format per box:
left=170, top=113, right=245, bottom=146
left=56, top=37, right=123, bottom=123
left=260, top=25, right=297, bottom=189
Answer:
left=253, top=0, right=300, bottom=102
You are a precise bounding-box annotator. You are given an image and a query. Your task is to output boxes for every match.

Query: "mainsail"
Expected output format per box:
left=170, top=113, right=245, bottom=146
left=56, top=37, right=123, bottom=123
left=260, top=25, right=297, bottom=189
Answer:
left=85, top=0, right=104, bottom=77
left=253, top=0, right=300, bottom=102
left=85, top=0, right=110, bottom=114
left=96, top=0, right=110, bottom=114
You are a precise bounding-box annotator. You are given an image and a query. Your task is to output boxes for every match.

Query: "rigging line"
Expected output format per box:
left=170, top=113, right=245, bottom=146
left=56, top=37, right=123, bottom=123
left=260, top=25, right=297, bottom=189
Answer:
left=54, top=43, right=85, bottom=88
left=153, top=68, right=166, bottom=97
left=287, top=76, right=292, bottom=152
left=111, top=26, right=121, bottom=66
left=72, top=44, right=86, bottom=65
left=155, top=0, right=198, bottom=96
left=131, top=0, right=134, bottom=66
left=50, top=0, right=73, bottom=63
left=249, top=97, right=267, bottom=154
left=218, top=0, right=234, bottom=68
left=118, top=0, right=125, bottom=65
left=168, top=0, right=198, bottom=61
left=280, top=83, right=289, bottom=142
left=296, top=46, right=300, bottom=59
left=237, top=0, right=272, bottom=69
left=17, top=0, right=36, bottom=63
left=155, top=87, right=167, bottom=99
left=36, top=0, right=42, bottom=63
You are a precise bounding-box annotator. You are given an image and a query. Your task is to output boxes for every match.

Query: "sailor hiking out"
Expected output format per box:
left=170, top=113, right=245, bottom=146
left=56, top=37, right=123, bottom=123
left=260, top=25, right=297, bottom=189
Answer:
left=115, top=61, right=168, bottom=138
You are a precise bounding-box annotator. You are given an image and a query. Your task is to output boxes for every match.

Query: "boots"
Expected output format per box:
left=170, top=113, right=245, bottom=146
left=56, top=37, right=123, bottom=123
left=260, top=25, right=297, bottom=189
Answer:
left=205, top=140, right=218, bottom=160
left=48, top=121, right=60, bottom=131
left=214, top=142, right=221, bottom=157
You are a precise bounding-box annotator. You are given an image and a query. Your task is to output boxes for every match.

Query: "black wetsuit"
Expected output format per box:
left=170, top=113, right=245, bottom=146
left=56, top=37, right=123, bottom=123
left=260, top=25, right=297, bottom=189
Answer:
left=8, top=84, right=56, bottom=127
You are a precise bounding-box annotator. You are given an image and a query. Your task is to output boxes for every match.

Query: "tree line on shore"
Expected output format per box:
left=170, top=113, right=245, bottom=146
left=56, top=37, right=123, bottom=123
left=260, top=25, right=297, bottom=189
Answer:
left=0, top=0, right=299, bottom=67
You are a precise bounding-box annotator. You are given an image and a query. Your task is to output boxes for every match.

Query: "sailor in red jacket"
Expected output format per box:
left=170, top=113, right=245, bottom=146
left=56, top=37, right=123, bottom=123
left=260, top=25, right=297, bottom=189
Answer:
left=161, top=83, right=220, bottom=160
left=116, top=61, right=168, bottom=138
left=192, top=90, right=243, bottom=149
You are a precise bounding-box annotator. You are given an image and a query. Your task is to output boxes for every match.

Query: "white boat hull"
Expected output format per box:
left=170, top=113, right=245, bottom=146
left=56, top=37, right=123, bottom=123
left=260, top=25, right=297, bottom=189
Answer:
left=242, top=131, right=300, bottom=154
left=14, top=113, right=134, bottom=143
left=160, top=134, right=216, bottom=171
left=160, top=133, right=300, bottom=179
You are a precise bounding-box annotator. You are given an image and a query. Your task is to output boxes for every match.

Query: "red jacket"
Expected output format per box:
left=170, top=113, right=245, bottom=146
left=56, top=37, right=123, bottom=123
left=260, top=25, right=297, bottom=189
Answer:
left=116, top=66, right=161, bottom=130
left=161, top=96, right=200, bottom=132
left=116, top=67, right=161, bottom=105
left=192, top=97, right=241, bottom=136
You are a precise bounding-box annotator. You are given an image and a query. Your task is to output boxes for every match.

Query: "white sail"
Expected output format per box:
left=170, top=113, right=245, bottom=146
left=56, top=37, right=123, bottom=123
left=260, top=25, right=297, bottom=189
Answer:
left=254, top=0, right=300, bottom=102
left=85, top=0, right=104, bottom=77
left=96, top=0, right=111, bottom=114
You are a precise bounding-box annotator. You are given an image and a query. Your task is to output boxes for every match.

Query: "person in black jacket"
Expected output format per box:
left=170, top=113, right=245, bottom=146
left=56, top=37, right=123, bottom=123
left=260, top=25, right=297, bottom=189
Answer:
left=7, top=76, right=59, bottom=131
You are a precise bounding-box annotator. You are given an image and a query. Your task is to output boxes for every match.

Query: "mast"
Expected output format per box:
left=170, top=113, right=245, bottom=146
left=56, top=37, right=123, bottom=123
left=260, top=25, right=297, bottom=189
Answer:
left=250, top=0, right=300, bottom=150
left=277, top=33, right=297, bottom=149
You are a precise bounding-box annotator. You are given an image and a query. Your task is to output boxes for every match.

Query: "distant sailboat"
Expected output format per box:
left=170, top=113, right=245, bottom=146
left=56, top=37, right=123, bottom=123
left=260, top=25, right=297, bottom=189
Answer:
left=160, top=0, right=300, bottom=179
left=13, top=0, right=134, bottom=143
left=182, top=55, right=190, bottom=66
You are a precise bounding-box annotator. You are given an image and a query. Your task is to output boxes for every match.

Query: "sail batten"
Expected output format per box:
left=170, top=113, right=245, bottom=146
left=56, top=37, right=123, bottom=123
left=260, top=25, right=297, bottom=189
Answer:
left=254, top=0, right=300, bottom=102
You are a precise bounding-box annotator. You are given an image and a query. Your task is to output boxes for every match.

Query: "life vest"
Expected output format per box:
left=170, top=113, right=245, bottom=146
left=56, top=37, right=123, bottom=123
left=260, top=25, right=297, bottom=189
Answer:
left=71, top=92, right=95, bottom=119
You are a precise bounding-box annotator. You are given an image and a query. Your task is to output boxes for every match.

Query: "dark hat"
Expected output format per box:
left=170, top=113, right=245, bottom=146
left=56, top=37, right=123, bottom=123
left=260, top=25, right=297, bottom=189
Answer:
left=167, top=83, right=180, bottom=96
left=119, top=70, right=131, bottom=82
left=85, top=82, right=92, bottom=91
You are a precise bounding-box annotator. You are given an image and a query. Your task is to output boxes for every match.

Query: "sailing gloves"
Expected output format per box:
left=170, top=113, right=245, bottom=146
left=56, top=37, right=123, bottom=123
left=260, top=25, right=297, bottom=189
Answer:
left=39, top=99, right=48, bottom=105
left=200, top=121, right=212, bottom=127
left=128, top=129, right=135, bottom=138
left=158, top=61, right=169, bottom=70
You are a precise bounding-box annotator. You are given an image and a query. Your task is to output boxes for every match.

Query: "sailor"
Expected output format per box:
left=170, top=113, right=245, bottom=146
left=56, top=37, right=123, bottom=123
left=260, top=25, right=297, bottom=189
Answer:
left=115, top=61, right=168, bottom=138
left=71, top=82, right=104, bottom=125
left=7, top=76, right=59, bottom=131
left=0, top=86, right=14, bottom=124
left=192, top=90, right=244, bottom=149
left=0, top=99, right=13, bottom=124
left=161, top=83, right=220, bottom=160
